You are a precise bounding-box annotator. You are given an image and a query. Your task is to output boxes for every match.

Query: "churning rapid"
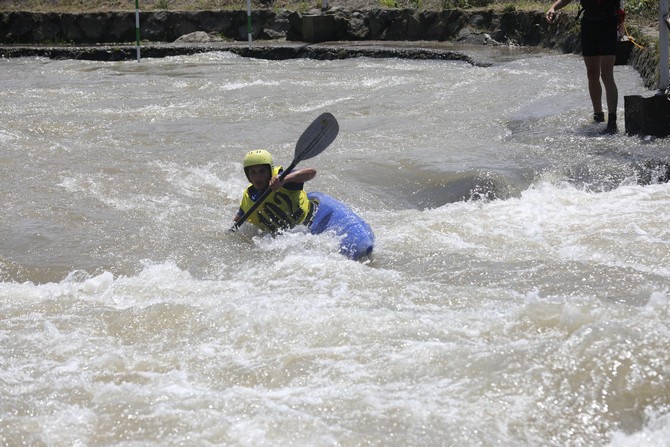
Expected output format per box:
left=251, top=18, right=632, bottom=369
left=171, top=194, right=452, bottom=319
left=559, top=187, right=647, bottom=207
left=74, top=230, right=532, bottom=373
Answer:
left=1, top=47, right=669, bottom=446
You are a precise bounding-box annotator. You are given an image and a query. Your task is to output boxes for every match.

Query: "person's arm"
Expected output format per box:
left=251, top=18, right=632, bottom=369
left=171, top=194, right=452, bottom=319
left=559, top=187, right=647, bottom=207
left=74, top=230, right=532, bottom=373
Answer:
left=546, top=0, right=573, bottom=22
left=269, top=168, right=316, bottom=191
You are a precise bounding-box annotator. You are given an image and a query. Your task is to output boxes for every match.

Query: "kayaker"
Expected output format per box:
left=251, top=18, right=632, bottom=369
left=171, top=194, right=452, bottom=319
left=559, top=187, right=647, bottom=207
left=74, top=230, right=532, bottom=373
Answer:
left=234, top=149, right=317, bottom=233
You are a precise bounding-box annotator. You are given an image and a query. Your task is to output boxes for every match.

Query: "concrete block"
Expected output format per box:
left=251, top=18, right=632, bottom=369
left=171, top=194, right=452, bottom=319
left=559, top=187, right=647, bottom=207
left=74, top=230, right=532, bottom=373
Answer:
left=624, top=94, right=670, bottom=138
left=302, top=14, right=335, bottom=43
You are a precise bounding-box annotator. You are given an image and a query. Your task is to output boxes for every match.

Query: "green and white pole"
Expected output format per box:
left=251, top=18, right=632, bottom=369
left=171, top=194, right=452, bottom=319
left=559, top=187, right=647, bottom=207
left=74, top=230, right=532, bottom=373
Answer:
left=246, top=0, right=252, bottom=48
left=660, top=0, right=669, bottom=91
left=135, top=0, right=141, bottom=62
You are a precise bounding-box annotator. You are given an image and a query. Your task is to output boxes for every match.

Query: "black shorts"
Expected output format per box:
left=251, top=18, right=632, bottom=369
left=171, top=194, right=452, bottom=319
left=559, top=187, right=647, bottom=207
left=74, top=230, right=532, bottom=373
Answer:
left=581, top=16, right=618, bottom=57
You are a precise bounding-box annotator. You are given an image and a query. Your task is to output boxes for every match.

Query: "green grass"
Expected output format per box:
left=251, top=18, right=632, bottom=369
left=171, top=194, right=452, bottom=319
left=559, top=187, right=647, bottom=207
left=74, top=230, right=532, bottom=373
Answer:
left=0, top=0, right=540, bottom=11
left=0, top=0, right=659, bottom=22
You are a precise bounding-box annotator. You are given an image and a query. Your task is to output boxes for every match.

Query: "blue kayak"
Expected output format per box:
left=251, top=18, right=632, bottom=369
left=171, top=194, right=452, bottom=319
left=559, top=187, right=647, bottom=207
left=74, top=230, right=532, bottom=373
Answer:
left=307, top=192, right=375, bottom=261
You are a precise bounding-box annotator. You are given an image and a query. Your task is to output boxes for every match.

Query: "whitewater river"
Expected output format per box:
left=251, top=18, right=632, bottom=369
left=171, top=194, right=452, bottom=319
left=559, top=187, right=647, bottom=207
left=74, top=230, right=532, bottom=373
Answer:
left=1, top=46, right=669, bottom=446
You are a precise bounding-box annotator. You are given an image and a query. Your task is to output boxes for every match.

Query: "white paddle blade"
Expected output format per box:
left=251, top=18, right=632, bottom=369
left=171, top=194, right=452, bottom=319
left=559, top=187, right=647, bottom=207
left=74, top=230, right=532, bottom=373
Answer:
left=294, top=113, right=339, bottom=162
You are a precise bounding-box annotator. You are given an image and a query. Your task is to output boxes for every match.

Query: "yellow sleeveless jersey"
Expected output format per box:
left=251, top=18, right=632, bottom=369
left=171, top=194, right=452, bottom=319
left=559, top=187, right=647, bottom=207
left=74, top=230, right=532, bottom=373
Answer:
left=238, top=166, right=311, bottom=233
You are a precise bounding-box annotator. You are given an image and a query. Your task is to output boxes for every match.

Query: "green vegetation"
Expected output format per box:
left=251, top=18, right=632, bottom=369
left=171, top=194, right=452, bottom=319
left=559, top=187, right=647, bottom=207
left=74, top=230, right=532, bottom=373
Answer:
left=0, top=0, right=659, bottom=22
left=0, top=0, right=517, bottom=11
left=155, top=0, right=171, bottom=9
left=0, top=0, right=251, bottom=11
left=625, top=0, right=658, bottom=16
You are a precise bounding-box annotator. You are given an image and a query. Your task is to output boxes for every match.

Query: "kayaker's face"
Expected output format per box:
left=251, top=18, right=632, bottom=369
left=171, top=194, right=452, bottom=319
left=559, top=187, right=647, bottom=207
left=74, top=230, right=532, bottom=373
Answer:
left=248, top=165, right=271, bottom=190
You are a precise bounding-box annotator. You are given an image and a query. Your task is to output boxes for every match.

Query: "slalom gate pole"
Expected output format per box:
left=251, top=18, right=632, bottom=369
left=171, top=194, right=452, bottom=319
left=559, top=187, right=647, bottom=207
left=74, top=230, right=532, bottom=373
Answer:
left=246, top=0, right=252, bottom=48
left=135, top=0, right=141, bottom=62
left=660, top=0, right=669, bottom=91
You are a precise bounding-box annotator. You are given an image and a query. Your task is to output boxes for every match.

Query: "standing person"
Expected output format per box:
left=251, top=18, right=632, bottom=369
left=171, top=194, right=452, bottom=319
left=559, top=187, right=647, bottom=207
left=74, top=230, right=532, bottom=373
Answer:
left=234, top=149, right=317, bottom=234
left=546, top=0, right=622, bottom=134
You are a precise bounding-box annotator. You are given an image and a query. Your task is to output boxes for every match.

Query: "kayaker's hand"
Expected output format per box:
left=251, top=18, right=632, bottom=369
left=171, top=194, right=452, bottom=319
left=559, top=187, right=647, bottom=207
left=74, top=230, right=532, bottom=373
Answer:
left=269, top=175, right=284, bottom=191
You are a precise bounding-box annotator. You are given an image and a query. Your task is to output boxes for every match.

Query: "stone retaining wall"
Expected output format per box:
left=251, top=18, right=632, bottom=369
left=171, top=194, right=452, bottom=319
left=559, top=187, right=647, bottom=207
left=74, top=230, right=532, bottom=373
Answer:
left=0, top=9, right=579, bottom=49
left=0, top=9, right=661, bottom=89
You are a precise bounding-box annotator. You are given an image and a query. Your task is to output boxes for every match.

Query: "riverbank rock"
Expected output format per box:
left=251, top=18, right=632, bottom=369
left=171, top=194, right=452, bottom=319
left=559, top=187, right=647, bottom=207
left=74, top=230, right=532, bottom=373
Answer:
left=174, top=30, right=224, bottom=43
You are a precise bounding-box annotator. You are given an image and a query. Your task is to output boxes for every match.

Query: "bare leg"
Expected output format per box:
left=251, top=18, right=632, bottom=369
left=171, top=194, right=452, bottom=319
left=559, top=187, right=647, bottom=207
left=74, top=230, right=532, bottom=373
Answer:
left=599, top=55, right=618, bottom=113
left=583, top=56, right=603, bottom=115
left=599, top=55, right=618, bottom=132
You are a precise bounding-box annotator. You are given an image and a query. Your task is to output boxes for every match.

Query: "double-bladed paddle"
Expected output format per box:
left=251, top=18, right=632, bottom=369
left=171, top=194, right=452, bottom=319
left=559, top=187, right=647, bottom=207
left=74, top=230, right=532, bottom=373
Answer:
left=231, top=113, right=339, bottom=231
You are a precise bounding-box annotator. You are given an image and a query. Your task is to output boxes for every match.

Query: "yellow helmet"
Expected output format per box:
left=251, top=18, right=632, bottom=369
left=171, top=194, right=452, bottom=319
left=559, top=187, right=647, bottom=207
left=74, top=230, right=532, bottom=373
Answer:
left=243, top=150, right=273, bottom=169
left=243, top=149, right=273, bottom=181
